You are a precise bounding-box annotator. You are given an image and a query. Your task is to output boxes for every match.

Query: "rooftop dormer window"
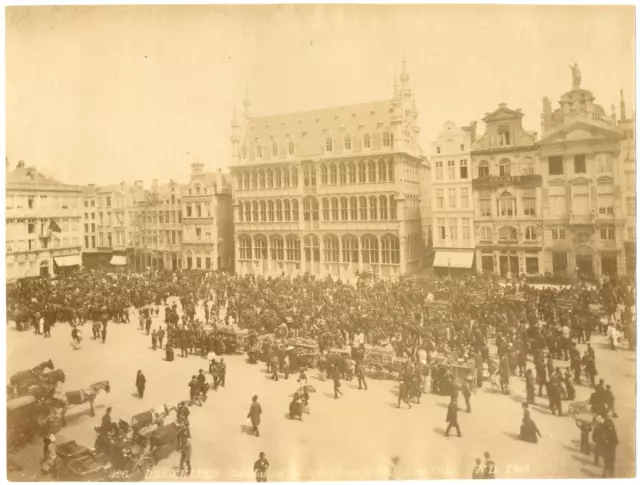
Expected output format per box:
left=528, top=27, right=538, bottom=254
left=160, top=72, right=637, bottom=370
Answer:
left=383, top=132, right=391, bottom=147
left=498, top=125, right=511, bottom=146
left=344, top=135, right=352, bottom=150
left=364, top=134, right=371, bottom=148
left=326, top=138, right=333, bottom=152
left=288, top=142, right=295, bottom=155
left=272, top=142, right=278, bottom=156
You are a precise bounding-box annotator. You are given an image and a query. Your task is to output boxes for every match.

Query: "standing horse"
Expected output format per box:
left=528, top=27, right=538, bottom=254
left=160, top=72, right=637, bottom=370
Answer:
left=54, top=381, right=111, bottom=425
left=14, top=369, right=65, bottom=399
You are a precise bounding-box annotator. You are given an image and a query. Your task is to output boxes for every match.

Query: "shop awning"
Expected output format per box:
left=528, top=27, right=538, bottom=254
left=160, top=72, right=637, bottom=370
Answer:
left=110, top=255, right=127, bottom=266
left=54, top=255, right=82, bottom=267
left=433, top=251, right=474, bottom=269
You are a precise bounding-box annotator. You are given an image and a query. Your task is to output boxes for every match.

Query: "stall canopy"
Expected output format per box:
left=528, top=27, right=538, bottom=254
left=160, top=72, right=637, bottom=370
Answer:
left=54, top=255, right=82, bottom=267
left=110, top=255, right=127, bottom=266
left=433, top=251, right=474, bottom=269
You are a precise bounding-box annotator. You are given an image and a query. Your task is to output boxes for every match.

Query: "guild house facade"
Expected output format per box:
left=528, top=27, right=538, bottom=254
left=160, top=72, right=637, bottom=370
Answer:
left=230, top=63, right=429, bottom=280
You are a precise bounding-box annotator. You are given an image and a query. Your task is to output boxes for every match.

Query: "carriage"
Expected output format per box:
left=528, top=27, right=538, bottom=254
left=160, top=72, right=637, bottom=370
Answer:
left=287, top=338, right=320, bottom=370
left=212, top=327, right=248, bottom=355
left=363, top=345, right=395, bottom=379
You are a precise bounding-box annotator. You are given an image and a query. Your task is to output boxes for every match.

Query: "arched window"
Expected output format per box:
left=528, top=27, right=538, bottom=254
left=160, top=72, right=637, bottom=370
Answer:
left=267, top=201, right=274, bottom=221
left=288, top=142, right=295, bottom=156
left=303, top=235, right=320, bottom=262
left=258, top=170, right=265, bottom=189
left=291, top=200, right=299, bottom=221
left=389, top=195, right=396, bottom=219
left=388, top=159, right=394, bottom=182
left=364, top=134, right=371, bottom=148
left=244, top=202, right=251, bottom=222
left=369, top=196, right=378, bottom=220
left=350, top=197, right=358, bottom=220
left=378, top=160, right=387, bottom=182
left=361, top=235, right=379, bottom=263
left=322, top=198, right=330, bottom=220
left=498, top=191, right=516, bottom=217
left=237, top=202, right=244, bottom=222
left=340, top=197, right=348, bottom=220
left=323, top=235, right=340, bottom=262
left=480, top=226, right=492, bottom=242
left=331, top=198, right=339, bottom=221
left=275, top=200, right=283, bottom=221
left=344, top=135, right=352, bottom=150
left=499, top=226, right=518, bottom=241
left=291, top=168, right=298, bottom=187
left=330, top=164, right=337, bottom=185
left=303, top=199, right=311, bottom=221
left=311, top=198, right=319, bottom=221
left=499, top=158, right=511, bottom=176
left=286, top=236, right=301, bottom=261
left=359, top=196, right=368, bottom=220
left=274, top=169, right=282, bottom=188
left=254, top=235, right=267, bottom=260
left=283, top=200, right=291, bottom=221
left=252, top=201, right=259, bottom=221
left=270, top=235, right=284, bottom=261
left=368, top=161, right=377, bottom=183
left=242, top=173, right=249, bottom=190
left=326, top=138, right=333, bottom=152
left=239, top=235, right=252, bottom=260
left=478, top=160, right=490, bottom=178
left=251, top=170, right=257, bottom=189
left=321, top=165, right=328, bottom=185
left=522, top=157, right=535, bottom=175
left=381, top=235, right=399, bottom=264
left=358, top=161, right=367, bottom=183
left=266, top=169, right=274, bottom=188
left=524, top=226, right=537, bottom=241
left=348, top=162, right=356, bottom=184
left=283, top=169, right=290, bottom=187
left=339, top=163, right=347, bottom=184
left=272, top=142, right=278, bottom=157
left=383, top=132, right=391, bottom=147
left=379, top=196, right=388, bottom=220
left=342, top=235, right=359, bottom=263
left=259, top=201, right=267, bottom=221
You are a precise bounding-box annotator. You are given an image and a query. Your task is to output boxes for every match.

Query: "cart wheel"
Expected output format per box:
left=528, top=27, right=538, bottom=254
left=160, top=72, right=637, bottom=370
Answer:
left=130, top=455, right=154, bottom=481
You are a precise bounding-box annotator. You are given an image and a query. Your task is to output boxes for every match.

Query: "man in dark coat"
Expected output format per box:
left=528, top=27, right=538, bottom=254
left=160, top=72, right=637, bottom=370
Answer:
left=136, top=370, right=146, bottom=398
left=445, top=396, right=462, bottom=437
left=247, top=395, right=262, bottom=437
left=179, top=437, right=192, bottom=477
left=536, top=362, right=547, bottom=397
left=157, top=326, right=165, bottom=349
left=356, top=361, right=368, bottom=390
left=461, top=376, right=472, bottom=413
left=525, top=368, right=535, bottom=404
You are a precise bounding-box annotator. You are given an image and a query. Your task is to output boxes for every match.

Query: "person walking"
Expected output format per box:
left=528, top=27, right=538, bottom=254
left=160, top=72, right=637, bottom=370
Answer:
left=151, top=329, right=158, bottom=351
left=472, top=458, right=484, bottom=479
left=483, top=452, right=496, bottom=478
left=603, top=385, right=618, bottom=418
left=461, top=376, right=472, bottom=413
left=247, top=395, right=262, bottom=437
left=332, top=367, right=343, bottom=399
left=179, top=437, right=192, bottom=477
left=136, top=370, right=146, bottom=399
left=536, top=362, right=547, bottom=398
left=101, top=320, right=108, bottom=344
left=356, top=361, right=368, bottom=390
left=157, top=326, right=165, bottom=349
left=576, top=419, right=592, bottom=454
left=219, top=359, right=227, bottom=388
left=602, top=418, right=619, bottom=478
left=444, top=396, right=462, bottom=437
left=525, top=368, right=535, bottom=404
left=254, top=452, right=269, bottom=482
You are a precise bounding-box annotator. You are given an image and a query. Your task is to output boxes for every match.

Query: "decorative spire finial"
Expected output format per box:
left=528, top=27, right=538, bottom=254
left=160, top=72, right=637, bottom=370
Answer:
left=620, top=89, right=627, bottom=121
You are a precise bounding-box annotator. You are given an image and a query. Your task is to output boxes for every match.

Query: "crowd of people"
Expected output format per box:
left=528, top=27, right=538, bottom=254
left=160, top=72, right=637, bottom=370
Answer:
left=8, top=267, right=636, bottom=479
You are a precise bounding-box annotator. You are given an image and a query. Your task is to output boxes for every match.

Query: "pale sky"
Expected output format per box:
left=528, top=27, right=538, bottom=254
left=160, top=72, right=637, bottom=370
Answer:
left=6, top=5, right=635, bottom=187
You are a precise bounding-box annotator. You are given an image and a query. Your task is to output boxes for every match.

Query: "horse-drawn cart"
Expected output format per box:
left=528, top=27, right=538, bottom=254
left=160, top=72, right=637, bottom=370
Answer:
left=287, top=338, right=320, bottom=370
left=363, top=346, right=395, bottom=379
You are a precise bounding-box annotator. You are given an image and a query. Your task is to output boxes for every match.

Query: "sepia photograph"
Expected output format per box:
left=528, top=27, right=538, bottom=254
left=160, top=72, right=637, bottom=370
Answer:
left=4, top=4, right=637, bottom=481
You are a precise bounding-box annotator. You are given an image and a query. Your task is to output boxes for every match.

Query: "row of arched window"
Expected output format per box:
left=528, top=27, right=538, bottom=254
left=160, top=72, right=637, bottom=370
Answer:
left=319, top=160, right=394, bottom=185
left=237, top=233, right=401, bottom=264
left=478, top=225, right=538, bottom=242
left=237, top=195, right=397, bottom=223
left=235, top=159, right=395, bottom=192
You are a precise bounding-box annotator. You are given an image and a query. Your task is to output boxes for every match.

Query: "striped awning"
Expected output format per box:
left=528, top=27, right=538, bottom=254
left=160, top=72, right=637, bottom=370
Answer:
left=110, top=255, right=127, bottom=266
left=433, top=251, right=474, bottom=269
left=54, top=255, right=81, bottom=267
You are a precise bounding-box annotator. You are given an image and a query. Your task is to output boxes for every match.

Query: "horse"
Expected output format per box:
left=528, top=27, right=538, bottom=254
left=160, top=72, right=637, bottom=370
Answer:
left=9, top=359, right=55, bottom=387
left=13, top=369, right=65, bottom=399
left=54, top=380, right=111, bottom=425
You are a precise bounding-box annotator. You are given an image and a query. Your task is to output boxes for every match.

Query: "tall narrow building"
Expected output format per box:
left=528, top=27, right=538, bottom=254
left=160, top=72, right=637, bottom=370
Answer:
left=430, top=121, right=476, bottom=275
left=538, top=70, right=625, bottom=277
left=230, top=63, right=428, bottom=279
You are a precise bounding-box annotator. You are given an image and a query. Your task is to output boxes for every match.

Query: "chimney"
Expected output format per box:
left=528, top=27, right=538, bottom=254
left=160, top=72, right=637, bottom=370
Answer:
left=216, top=169, right=223, bottom=192
left=134, top=180, right=143, bottom=190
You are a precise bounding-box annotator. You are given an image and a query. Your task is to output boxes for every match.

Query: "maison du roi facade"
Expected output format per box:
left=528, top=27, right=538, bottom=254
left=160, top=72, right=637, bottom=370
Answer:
left=230, top=63, right=431, bottom=280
